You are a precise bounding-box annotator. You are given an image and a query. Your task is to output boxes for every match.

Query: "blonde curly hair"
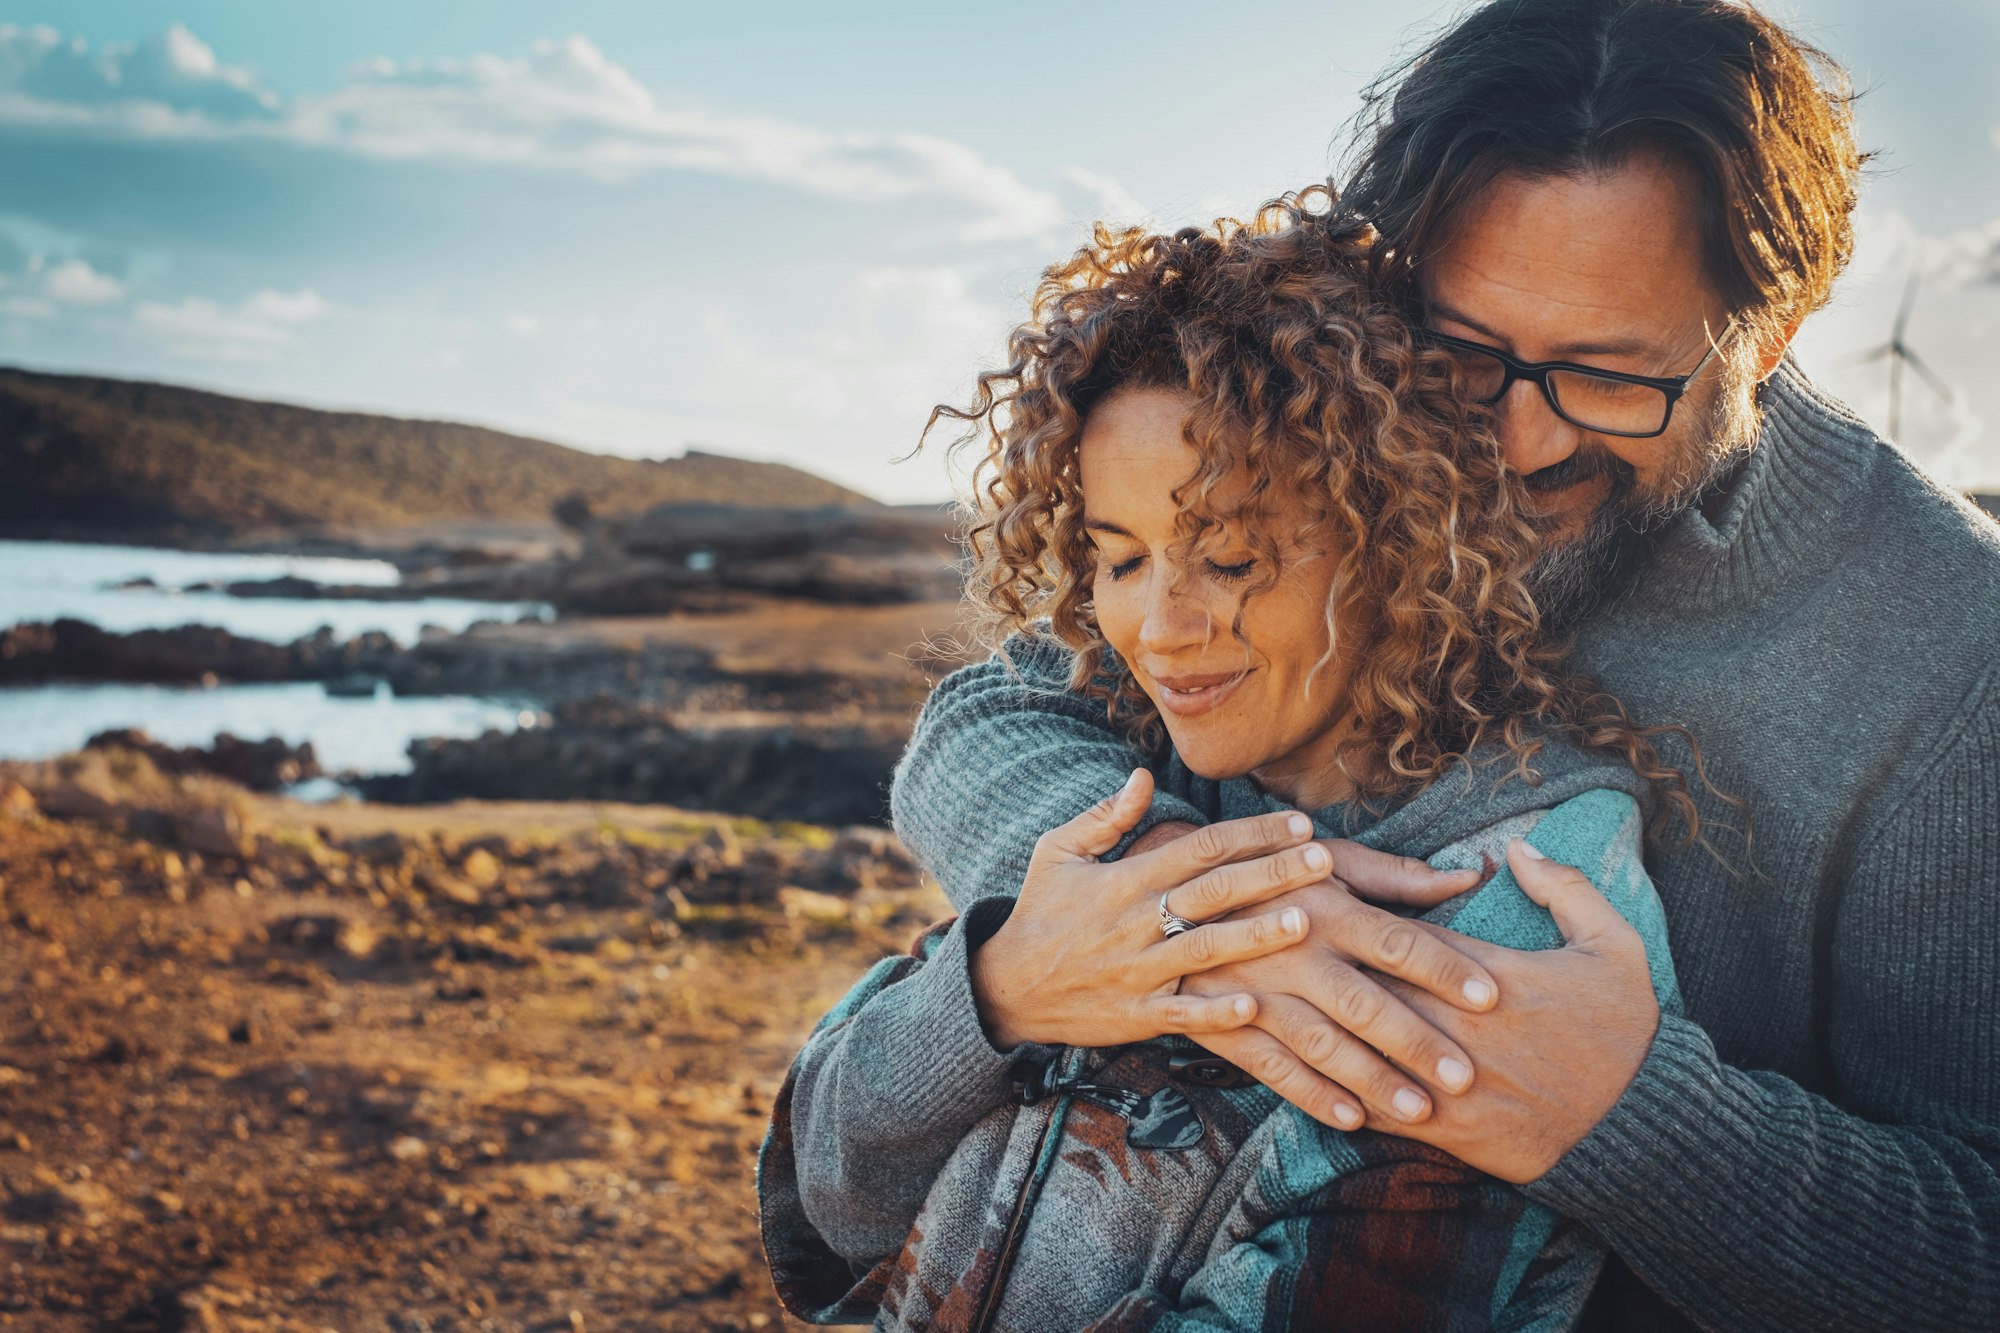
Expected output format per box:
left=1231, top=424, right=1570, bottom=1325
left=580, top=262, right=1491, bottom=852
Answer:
left=933, top=186, right=1712, bottom=844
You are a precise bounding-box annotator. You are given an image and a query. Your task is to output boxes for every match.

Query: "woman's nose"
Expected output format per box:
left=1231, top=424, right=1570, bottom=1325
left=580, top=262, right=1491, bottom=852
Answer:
left=1136, top=571, right=1216, bottom=655
left=1495, top=378, right=1584, bottom=476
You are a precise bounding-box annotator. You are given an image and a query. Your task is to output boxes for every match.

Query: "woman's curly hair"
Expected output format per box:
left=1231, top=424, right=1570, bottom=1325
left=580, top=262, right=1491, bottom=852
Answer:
left=932, top=186, right=1714, bottom=846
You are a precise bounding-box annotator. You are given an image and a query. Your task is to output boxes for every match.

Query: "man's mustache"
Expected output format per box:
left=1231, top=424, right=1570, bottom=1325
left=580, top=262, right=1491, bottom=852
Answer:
left=1522, top=445, right=1637, bottom=496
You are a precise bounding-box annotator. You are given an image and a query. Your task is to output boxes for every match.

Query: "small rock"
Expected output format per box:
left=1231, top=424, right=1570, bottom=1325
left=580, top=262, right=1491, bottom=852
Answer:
left=336, top=919, right=379, bottom=959
left=0, top=782, right=37, bottom=819
left=177, top=805, right=252, bottom=860
left=698, top=825, right=744, bottom=870
left=93, top=1034, right=143, bottom=1064
left=778, top=885, right=851, bottom=926
left=425, top=873, right=482, bottom=907
left=228, top=1018, right=256, bottom=1045
left=37, top=777, right=122, bottom=821
left=388, top=1135, right=428, bottom=1162
left=459, top=847, right=502, bottom=889
left=344, top=831, right=408, bottom=865
left=147, top=1189, right=185, bottom=1216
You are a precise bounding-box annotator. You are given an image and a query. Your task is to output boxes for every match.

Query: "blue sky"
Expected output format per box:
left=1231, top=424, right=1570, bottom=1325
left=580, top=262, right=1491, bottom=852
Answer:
left=2, top=2, right=1996, bottom=502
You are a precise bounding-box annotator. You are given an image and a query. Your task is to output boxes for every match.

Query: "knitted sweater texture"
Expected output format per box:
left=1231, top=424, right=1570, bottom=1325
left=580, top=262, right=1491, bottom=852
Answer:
left=888, top=363, right=2000, bottom=1330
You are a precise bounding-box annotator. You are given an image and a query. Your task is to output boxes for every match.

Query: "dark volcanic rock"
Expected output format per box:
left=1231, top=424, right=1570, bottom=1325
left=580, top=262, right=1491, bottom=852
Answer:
left=221, top=574, right=434, bottom=601
left=548, top=503, right=960, bottom=614
left=0, top=618, right=417, bottom=687
left=84, top=728, right=321, bottom=792
left=0, top=618, right=304, bottom=684
left=360, top=695, right=903, bottom=826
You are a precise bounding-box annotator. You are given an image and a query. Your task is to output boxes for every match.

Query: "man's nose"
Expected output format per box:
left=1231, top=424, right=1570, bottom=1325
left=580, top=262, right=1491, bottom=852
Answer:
left=1494, top=378, right=1583, bottom=476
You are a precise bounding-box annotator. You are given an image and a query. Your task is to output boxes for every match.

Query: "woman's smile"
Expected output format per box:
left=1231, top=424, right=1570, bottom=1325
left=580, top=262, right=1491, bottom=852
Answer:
left=1147, top=667, right=1253, bottom=718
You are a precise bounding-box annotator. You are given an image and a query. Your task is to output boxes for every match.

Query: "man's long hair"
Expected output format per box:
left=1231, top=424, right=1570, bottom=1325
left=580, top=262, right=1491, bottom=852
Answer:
left=1339, top=0, right=1866, bottom=345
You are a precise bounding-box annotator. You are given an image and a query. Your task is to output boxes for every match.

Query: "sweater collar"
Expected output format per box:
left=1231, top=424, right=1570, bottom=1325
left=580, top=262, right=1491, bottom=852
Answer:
left=1626, top=359, right=1882, bottom=613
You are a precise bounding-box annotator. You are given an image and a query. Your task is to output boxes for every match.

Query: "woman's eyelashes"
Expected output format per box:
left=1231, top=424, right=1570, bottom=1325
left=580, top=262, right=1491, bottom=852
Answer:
left=1096, top=549, right=1257, bottom=583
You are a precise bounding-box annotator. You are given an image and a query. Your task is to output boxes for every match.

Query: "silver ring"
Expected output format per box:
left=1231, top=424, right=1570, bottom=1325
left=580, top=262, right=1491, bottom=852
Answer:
left=1158, top=892, right=1200, bottom=939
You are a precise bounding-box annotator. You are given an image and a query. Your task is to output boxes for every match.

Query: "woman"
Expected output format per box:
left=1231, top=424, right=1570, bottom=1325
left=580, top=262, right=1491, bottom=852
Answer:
left=760, top=191, right=1699, bottom=1330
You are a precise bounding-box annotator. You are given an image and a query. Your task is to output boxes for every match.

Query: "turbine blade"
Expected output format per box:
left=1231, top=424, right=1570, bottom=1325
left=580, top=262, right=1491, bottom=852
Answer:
left=1901, top=348, right=1954, bottom=400
left=1894, top=271, right=1921, bottom=338
left=1839, top=344, right=1896, bottom=368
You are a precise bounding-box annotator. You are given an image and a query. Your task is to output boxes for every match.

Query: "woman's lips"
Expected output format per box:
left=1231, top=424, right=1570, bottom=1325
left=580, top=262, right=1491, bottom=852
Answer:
left=1149, top=669, right=1252, bottom=718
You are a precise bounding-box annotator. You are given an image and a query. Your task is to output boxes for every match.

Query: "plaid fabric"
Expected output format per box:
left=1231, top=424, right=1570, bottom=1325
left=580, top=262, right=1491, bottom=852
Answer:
left=760, top=788, right=1680, bottom=1331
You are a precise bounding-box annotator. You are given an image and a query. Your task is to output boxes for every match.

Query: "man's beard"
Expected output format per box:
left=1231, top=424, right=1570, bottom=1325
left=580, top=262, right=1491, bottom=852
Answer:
left=1523, top=373, right=1761, bottom=632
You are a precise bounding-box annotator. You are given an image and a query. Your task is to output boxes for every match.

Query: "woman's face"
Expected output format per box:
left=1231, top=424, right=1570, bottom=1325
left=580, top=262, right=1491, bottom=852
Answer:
left=1080, top=386, right=1361, bottom=808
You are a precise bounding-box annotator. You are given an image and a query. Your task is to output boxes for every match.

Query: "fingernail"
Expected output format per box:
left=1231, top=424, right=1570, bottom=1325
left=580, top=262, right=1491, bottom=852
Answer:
left=1232, top=995, right=1254, bottom=1019
left=1463, top=977, right=1494, bottom=1007
left=1281, top=907, right=1304, bottom=933
left=1121, top=768, right=1146, bottom=796
left=1286, top=813, right=1312, bottom=838
left=1436, top=1057, right=1471, bottom=1092
left=1302, top=844, right=1329, bottom=871
left=1393, top=1089, right=1428, bottom=1121
left=1333, top=1103, right=1363, bottom=1130
left=1514, top=838, right=1547, bottom=861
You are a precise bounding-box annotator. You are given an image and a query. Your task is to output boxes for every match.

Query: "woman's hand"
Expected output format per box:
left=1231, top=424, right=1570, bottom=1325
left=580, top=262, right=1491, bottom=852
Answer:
left=968, top=768, right=1331, bottom=1051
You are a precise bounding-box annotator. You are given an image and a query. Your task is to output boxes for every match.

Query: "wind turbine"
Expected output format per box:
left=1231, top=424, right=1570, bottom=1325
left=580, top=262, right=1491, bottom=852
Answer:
left=1846, top=271, right=1952, bottom=440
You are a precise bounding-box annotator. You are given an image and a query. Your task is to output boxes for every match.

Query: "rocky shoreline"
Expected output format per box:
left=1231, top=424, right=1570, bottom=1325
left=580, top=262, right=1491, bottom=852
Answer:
left=2, top=588, right=968, bottom=826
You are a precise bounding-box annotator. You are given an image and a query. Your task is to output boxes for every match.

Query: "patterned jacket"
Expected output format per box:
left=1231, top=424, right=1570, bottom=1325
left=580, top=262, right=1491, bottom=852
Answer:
left=760, top=750, right=1681, bottom=1331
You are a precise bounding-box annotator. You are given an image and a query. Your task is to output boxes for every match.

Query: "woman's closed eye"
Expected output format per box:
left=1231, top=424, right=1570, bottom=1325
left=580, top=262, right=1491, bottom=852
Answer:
left=1100, top=553, right=1256, bottom=582
left=1206, top=557, right=1256, bottom=581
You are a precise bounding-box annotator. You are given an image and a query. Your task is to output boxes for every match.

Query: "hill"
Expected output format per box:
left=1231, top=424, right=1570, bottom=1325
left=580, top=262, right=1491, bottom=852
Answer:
left=0, top=366, right=876, bottom=544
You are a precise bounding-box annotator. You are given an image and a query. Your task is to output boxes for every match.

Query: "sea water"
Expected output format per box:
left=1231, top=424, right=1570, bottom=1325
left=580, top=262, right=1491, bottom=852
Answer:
left=0, top=540, right=544, bottom=780
left=0, top=539, right=546, bottom=644
left=0, top=682, right=528, bottom=776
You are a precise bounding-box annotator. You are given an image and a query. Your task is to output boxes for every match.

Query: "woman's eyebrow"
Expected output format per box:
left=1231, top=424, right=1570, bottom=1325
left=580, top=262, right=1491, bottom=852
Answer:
left=1083, top=519, right=1135, bottom=537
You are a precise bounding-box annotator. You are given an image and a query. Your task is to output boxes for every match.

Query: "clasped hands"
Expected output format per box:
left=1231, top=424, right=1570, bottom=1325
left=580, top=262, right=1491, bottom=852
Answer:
left=967, top=770, right=1662, bottom=1183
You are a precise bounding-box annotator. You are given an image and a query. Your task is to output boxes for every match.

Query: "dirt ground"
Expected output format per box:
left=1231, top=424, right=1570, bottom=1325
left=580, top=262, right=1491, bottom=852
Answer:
left=0, top=781, right=948, bottom=1331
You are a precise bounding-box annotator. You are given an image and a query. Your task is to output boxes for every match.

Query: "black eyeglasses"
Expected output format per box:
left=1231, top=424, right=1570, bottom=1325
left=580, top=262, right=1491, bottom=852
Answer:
left=1417, top=326, right=1730, bottom=438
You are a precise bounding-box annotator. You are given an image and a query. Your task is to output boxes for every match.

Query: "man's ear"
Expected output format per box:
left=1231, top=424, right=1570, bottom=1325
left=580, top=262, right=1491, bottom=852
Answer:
left=1753, top=311, right=1805, bottom=382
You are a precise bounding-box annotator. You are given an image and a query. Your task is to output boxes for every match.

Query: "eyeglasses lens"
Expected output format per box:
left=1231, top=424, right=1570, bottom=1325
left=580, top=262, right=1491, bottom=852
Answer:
left=1545, top=370, right=1671, bottom=436
left=1442, top=342, right=1671, bottom=435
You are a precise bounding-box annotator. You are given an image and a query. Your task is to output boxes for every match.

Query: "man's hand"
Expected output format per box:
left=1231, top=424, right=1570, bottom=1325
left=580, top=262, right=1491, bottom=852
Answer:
left=1132, top=820, right=1496, bottom=1131
left=1365, top=840, right=1660, bottom=1181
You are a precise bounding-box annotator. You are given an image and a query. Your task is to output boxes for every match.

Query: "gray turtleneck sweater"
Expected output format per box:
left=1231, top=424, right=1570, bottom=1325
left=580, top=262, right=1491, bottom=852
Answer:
left=888, top=363, right=2000, bottom=1331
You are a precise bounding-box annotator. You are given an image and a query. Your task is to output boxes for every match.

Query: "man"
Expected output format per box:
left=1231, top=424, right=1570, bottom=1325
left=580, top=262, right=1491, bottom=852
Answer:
left=890, top=0, right=2000, bottom=1327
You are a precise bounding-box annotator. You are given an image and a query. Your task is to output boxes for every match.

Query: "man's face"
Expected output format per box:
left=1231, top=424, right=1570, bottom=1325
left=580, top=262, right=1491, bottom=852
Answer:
left=1420, top=151, right=1761, bottom=620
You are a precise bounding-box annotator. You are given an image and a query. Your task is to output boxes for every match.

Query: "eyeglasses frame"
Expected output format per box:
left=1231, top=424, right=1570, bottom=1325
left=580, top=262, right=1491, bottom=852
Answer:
left=1417, top=325, right=1732, bottom=439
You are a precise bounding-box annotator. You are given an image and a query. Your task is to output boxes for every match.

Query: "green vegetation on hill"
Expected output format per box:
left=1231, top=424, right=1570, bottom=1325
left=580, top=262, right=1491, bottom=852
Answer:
left=0, top=366, right=876, bottom=542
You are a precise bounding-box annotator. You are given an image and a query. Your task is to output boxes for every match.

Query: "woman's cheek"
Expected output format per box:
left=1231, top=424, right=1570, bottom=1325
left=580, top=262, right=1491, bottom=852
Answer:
left=1091, top=581, right=1142, bottom=659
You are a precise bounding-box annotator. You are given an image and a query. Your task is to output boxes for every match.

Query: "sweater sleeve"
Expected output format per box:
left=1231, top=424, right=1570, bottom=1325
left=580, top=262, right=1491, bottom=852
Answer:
left=1522, top=689, right=2000, bottom=1330
left=890, top=637, right=1208, bottom=911
left=785, top=898, right=1023, bottom=1265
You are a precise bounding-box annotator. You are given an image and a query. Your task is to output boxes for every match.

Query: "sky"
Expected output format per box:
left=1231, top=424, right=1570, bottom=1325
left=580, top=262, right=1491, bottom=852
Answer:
left=1, top=2, right=1996, bottom=503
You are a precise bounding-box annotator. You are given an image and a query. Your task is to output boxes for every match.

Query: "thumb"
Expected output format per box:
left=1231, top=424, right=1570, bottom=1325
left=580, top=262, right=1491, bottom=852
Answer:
left=1506, top=838, right=1630, bottom=952
left=1043, top=768, right=1154, bottom=862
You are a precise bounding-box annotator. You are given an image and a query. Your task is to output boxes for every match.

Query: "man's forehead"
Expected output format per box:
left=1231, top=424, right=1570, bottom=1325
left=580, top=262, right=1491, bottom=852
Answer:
left=1419, top=159, right=1719, bottom=357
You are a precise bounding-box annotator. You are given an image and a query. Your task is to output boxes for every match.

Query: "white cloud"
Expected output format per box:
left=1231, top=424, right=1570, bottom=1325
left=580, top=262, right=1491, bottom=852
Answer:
left=133, top=286, right=325, bottom=361
left=503, top=313, right=540, bottom=338
left=0, top=23, right=277, bottom=119
left=0, top=27, right=1063, bottom=241
left=42, top=256, right=123, bottom=305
